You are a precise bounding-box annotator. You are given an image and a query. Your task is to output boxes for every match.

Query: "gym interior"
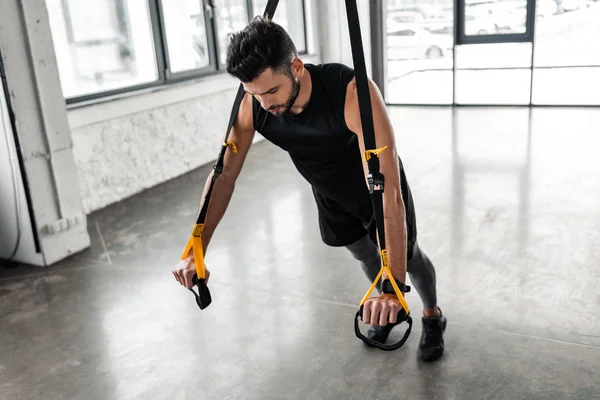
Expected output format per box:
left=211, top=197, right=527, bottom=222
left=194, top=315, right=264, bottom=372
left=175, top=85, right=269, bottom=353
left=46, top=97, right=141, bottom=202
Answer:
left=1, top=0, right=599, bottom=398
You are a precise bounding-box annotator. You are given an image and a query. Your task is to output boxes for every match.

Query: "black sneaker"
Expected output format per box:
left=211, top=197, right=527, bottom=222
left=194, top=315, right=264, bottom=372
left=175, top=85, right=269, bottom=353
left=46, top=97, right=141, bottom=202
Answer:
left=417, top=308, right=447, bottom=362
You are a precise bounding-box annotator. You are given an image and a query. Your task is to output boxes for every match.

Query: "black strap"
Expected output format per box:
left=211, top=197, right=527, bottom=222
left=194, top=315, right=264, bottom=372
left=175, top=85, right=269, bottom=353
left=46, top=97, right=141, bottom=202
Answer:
left=186, top=0, right=281, bottom=311
left=196, top=85, right=244, bottom=225
left=262, top=0, right=280, bottom=19
left=344, top=0, right=387, bottom=264
left=345, top=0, right=412, bottom=350
left=195, top=0, right=280, bottom=227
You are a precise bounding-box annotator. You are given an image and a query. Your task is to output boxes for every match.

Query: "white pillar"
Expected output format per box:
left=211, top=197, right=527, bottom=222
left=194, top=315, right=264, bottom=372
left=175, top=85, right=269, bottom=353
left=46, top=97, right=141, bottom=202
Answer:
left=0, top=0, right=90, bottom=266
left=315, top=0, right=372, bottom=77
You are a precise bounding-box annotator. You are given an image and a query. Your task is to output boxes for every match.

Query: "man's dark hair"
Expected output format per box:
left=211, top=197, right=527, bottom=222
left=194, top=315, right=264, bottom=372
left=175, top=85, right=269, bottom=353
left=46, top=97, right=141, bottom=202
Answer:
left=226, top=16, right=298, bottom=82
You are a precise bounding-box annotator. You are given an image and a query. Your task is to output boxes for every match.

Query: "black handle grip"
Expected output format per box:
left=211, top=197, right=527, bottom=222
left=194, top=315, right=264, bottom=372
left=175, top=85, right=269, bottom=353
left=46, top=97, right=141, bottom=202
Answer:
left=188, top=274, right=212, bottom=310
left=354, top=305, right=412, bottom=351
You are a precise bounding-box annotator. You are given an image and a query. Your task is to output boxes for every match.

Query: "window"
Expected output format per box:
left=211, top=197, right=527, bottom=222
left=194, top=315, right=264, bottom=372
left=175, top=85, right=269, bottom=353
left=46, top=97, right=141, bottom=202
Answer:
left=380, top=0, right=600, bottom=106
left=383, top=0, right=454, bottom=105
left=45, top=0, right=308, bottom=103
left=456, top=0, right=535, bottom=45
left=160, top=0, right=212, bottom=74
left=215, top=0, right=251, bottom=65
left=532, top=0, right=600, bottom=105
left=47, top=0, right=158, bottom=99
left=252, top=0, right=307, bottom=52
left=464, top=0, right=528, bottom=37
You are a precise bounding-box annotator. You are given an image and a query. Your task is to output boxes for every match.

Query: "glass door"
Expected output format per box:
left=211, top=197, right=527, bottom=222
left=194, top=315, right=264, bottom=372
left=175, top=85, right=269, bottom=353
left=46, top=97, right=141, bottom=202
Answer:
left=531, top=1, right=600, bottom=105
left=382, top=0, right=455, bottom=105
left=454, top=0, right=537, bottom=105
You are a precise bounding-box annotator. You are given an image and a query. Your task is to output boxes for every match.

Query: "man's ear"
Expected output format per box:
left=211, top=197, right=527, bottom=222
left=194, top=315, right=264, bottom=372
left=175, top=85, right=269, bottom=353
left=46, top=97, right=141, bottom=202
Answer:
left=291, top=57, right=303, bottom=77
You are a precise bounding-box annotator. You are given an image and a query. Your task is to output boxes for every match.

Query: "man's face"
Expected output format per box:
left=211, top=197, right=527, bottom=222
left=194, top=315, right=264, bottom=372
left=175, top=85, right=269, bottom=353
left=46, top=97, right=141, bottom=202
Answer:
left=242, top=66, right=300, bottom=116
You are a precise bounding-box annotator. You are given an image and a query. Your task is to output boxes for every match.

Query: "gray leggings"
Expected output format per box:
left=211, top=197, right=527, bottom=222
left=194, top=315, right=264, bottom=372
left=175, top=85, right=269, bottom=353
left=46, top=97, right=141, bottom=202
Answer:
left=345, top=235, right=437, bottom=309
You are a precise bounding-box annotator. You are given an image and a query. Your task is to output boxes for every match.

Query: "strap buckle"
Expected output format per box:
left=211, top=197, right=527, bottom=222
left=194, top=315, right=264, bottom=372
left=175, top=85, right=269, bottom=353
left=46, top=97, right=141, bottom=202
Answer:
left=213, top=141, right=237, bottom=176
left=367, top=172, right=384, bottom=194
left=364, top=145, right=387, bottom=162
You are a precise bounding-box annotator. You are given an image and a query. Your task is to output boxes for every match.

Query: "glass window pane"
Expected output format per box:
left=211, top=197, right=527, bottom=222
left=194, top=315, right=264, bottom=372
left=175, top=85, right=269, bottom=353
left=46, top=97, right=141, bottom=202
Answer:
left=384, top=0, right=454, bottom=104
left=533, top=2, right=600, bottom=67
left=464, top=0, right=528, bottom=36
left=215, top=0, right=250, bottom=65
left=454, top=42, right=531, bottom=104
left=387, top=70, right=454, bottom=104
left=161, top=0, right=211, bottom=73
left=532, top=3, right=600, bottom=105
left=46, top=0, right=158, bottom=98
left=252, top=0, right=306, bottom=52
left=455, top=42, right=532, bottom=69
left=455, top=69, right=531, bottom=104
left=532, top=67, right=600, bottom=105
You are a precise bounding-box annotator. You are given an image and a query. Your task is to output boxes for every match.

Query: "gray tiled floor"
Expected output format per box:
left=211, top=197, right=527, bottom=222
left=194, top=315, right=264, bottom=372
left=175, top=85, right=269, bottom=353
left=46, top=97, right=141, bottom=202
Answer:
left=2, top=107, right=600, bottom=399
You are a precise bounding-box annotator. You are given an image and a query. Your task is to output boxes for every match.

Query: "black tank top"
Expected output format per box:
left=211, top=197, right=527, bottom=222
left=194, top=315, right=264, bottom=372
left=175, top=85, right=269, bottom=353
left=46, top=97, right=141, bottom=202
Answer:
left=251, top=63, right=371, bottom=206
left=251, top=62, right=417, bottom=249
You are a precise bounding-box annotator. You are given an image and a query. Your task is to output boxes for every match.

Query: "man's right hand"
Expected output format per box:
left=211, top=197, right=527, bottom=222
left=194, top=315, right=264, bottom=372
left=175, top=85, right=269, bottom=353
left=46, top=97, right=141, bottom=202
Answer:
left=172, top=254, right=210, bottom=289
left=171, top=92, right=252, bottom=291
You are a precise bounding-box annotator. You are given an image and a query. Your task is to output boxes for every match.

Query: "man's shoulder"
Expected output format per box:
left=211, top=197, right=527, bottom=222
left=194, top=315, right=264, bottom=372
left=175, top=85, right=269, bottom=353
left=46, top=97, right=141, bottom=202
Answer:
left=308, top=62, right=356, bottom=98
left=310, top=62, right=355, bottom=78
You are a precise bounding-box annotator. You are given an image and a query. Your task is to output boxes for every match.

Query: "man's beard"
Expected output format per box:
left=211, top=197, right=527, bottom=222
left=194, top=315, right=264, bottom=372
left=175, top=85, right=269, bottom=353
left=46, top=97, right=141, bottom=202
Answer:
left=269, top=77, right=300, bottom=115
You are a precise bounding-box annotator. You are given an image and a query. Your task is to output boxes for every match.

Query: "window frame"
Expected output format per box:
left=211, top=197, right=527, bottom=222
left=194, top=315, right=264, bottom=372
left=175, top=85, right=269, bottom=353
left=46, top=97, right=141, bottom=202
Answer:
left=155, top=0, right=219, bottom=81
left=64, top=0, right=308, bottom=105
left=455, top=0, right=536, bottom=46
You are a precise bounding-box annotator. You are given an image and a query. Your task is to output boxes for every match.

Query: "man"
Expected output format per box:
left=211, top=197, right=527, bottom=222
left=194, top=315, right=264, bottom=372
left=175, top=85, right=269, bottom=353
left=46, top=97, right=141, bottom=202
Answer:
left=172, top=17, right=446, bottom=362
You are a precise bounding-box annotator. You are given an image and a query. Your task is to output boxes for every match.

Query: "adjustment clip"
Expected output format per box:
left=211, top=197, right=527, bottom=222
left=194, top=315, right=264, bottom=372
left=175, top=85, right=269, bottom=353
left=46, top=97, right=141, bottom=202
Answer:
left=367, top=173, right=384, bottom=194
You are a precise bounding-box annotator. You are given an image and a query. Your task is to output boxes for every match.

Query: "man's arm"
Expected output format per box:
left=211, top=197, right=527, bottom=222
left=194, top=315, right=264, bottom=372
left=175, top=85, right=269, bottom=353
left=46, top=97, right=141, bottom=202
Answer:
left=344, top=77, right=408, bottom=325
left=175, top=92, right=255, bottom=288
left=193, top=92, right=255, bottom=255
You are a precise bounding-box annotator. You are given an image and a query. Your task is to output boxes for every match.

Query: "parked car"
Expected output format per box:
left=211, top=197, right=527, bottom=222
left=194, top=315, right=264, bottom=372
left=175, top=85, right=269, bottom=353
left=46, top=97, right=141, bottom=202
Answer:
left=386, top=26, right=453, bottom=60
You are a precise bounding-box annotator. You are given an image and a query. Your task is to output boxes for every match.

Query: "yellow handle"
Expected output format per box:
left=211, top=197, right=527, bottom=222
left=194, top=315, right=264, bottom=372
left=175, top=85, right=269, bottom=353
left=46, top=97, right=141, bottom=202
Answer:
left=181, top=223, right=206, bottom=279
left=359, top=249, right=409, bottom=313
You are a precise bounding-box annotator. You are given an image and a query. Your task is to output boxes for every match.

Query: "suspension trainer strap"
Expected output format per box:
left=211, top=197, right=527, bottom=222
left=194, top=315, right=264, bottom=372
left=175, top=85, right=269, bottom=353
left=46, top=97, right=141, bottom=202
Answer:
left=182, top=0, right=280, bottom=310
left=344, top=0, right=411, bottom=350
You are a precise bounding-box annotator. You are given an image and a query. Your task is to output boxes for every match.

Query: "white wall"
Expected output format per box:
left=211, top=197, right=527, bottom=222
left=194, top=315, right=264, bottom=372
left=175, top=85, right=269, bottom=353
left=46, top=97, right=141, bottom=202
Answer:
left=68, top=76, right=240, bottom=214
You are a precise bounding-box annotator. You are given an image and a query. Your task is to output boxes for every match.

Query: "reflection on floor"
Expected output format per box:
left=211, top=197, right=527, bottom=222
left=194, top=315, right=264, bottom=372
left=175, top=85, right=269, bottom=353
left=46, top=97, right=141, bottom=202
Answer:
left=1, top=107, right=600, bottom=399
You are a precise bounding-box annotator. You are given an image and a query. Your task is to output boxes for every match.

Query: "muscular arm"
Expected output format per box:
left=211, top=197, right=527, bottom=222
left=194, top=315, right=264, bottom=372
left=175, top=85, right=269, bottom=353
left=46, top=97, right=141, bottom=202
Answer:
left=190, top=91, right=255, bottom=255
left=344, top=77, right=408, bottom=286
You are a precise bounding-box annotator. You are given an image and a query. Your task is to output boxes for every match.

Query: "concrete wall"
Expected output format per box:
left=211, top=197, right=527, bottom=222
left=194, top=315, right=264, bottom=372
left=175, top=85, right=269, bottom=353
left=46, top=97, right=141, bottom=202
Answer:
left=67, top=77, right=242, bottom=214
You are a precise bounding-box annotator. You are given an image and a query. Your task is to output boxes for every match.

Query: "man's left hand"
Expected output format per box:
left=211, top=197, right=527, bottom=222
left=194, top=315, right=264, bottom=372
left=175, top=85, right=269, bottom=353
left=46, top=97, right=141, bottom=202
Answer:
left=362, top=293, right=404, bottom=327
